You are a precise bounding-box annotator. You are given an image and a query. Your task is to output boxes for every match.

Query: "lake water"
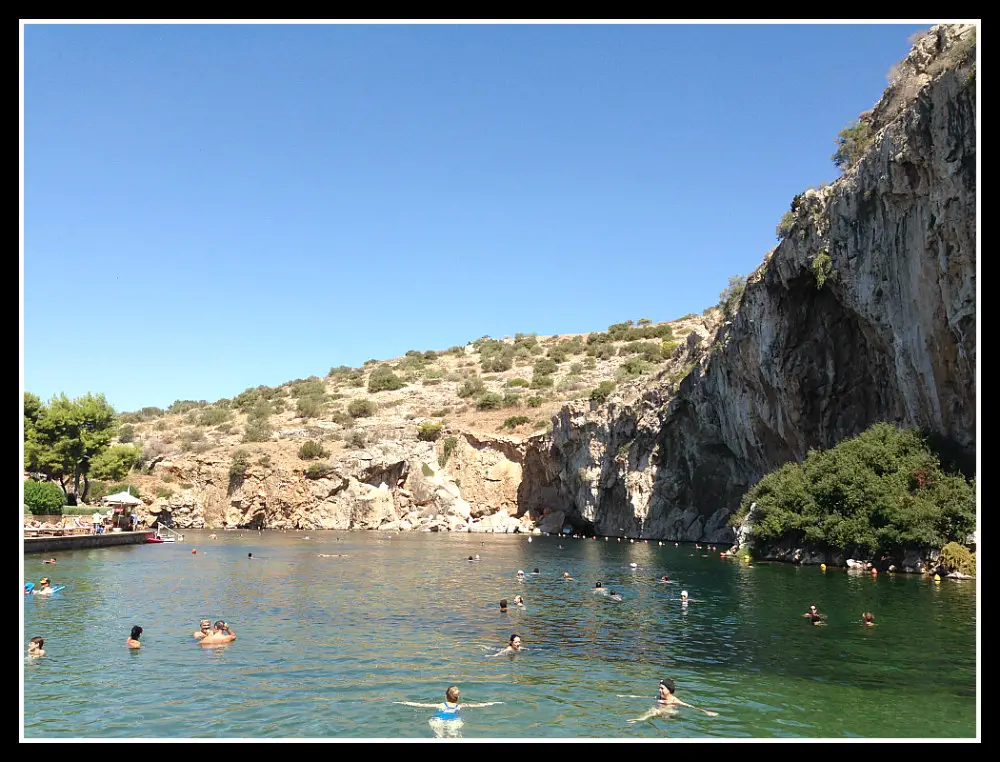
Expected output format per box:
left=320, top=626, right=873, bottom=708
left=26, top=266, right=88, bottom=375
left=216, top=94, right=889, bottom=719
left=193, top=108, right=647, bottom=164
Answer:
left=22, top=531, right=979, bottom=740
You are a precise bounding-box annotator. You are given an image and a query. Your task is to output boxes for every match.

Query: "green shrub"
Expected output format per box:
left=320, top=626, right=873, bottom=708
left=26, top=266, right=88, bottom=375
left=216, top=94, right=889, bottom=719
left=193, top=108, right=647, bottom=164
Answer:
left=348, top=398, right=377, bottom=418
left=615, top=357, right=652, bottom=380
left=257, top=454, right=271, bottom=468
left=590, top=381, right=616, bottom=403
left=533, top=358, right=557, bottom=376
left=776, top=210, right=796, bottom=240
left=717, top=274, right=747, bottom=316
left=526, top=396, right=544, bottom=408
left=530, top=374, right=554, bottom=389
left=229, top=449, right=251, bottom=479
left=345, top=431, right=366, bottom=449
left=417, top=421, right=444, bottom=442
left=242, top=419, right=273, bottom=443
left=368, top=366, right=405, bottom=392
left=23, top=480, right=66, bottom=514
left=733, top=423, right=976, bottom=559
left=457, top=378, right=486, bottom=398
left=305, top=462, right=334, bottom=479
left=154, top=486, right=174, bottom=499
left=198, top=406, right=232, bottom=426
left=501, top=415, right=531, bottom=430
left=811, top=250, right=837, bottom=289
left=296, top=395, right=326, bottom=419
left=938, top=541, right=975, bottom=577
left=438, top=436, right=459, bottom=468
left=507, top=378, right=530, bottom=387
left=476, top=392, right=504, bottom=411
left=832, top=119, right=873, bottom=170
left=661, top=340, right=681, bottom=359
left=298, top=440, right=330, bottom=460
left=117, top=423, right=135, bottom=443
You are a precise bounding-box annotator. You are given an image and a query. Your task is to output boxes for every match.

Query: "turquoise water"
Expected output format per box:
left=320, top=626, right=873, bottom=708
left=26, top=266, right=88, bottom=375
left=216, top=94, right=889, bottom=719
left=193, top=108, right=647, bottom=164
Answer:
left=22, top=531, right=979, bottom=739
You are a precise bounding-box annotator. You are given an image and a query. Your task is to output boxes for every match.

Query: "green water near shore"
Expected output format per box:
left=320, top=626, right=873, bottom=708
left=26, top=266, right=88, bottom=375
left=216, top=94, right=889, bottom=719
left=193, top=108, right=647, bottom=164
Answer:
left=22, top=531, right=978, bottom=739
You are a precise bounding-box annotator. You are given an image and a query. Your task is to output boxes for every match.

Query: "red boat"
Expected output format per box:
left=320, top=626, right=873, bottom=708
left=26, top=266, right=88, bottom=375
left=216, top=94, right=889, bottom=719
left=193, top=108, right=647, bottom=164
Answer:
left=145, top=533, right=165, bottom=544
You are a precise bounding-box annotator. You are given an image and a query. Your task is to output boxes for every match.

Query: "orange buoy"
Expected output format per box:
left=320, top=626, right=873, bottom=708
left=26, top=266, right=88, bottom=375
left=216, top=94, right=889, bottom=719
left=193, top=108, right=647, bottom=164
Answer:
left=191, top=549, right=197, bottom=554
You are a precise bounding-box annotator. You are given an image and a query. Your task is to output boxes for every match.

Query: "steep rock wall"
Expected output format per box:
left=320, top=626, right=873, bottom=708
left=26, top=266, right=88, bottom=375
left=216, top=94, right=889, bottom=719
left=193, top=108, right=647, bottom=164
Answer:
left=549, top=25, right=977, bottom=542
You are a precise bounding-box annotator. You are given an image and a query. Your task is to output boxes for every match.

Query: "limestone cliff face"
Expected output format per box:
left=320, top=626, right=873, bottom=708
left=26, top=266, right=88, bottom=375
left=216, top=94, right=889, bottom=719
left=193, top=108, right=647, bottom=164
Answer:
left=547, top=25, right=977, bottom=542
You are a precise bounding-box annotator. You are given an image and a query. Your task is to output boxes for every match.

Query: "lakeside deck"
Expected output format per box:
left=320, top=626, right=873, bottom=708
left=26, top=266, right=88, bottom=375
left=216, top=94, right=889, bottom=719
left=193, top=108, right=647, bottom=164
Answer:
left=23, top=530, right=154, bottom=554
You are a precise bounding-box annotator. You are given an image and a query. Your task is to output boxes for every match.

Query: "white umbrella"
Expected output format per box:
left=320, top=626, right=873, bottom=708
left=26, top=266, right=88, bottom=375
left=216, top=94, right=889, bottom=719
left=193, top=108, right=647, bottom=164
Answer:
left=102, top=491, right=142, bottom=506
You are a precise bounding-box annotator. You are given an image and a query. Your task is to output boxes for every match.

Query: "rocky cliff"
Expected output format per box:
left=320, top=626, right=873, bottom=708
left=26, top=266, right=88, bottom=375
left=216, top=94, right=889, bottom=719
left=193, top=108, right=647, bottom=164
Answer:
left=542, top=24, right=977, bottom=543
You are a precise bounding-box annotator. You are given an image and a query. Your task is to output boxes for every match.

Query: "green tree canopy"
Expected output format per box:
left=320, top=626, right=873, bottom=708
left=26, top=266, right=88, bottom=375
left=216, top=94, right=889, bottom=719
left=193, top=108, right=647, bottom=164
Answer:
left=24, top=392, right=118, bottom=504
left=734, top=423, right=976, bottom=558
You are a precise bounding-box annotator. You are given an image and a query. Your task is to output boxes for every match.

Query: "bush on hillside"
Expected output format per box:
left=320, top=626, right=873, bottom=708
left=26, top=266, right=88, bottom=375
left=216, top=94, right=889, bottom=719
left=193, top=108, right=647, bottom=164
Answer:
left=368, top=366, right=405, bottom=393
left=347, top=399, right=377, bottom=418
left=476, top=392, right=504, bottom=411
left=298, top=440, right=330, bottom=460
left=23, top=480, right=66, bottom=514
left=417, top=421, right=444, bottom=442
left=590, top=381, right=616, bottom=403
left=457, top=378, right=486, bottom=399
left=438, top=436, right=459, bottom=468
left=937, top=541, right=975, bottom=577
left=731, top=423, right=976, bottom=559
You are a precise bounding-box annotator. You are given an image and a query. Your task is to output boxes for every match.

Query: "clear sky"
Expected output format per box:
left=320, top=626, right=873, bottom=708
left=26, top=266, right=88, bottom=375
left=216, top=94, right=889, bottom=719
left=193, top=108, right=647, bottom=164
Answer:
left=22, top=21, right=936, bottom=413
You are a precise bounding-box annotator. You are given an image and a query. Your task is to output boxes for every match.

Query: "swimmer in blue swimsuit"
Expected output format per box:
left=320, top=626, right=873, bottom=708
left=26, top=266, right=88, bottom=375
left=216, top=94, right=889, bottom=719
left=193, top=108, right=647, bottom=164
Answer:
left=395, top=685, right=502, bottom=719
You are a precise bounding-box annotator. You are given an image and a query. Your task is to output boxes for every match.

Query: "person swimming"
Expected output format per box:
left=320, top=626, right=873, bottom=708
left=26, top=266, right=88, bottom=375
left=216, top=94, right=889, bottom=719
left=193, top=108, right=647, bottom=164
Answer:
left=126, top=625, right=143, bottom=649
left=658, top=575, right=670, bottom=583
left=513, top=595, right=524, bottom=607
left=490, top=633, right=522, bottom=657
left=562, top=572, right=573, bottom=580
left=861, top=612, right=876, bottom=627
left=532, top=568, right=540, bottom=575
left=499, top=599, right=509, bottom=613
left=609, top=591, right=624, bottom=602
left=803, top=604, right=826, bottom=625
left=516, top=570, right=526, bottom=580
left=626, top=678, right=719, bottom=723
left=593, top=581, right=606, bottom=593
left=27, top=636, right=45, bottom=658
left=395, top=686, right=502, bottom=725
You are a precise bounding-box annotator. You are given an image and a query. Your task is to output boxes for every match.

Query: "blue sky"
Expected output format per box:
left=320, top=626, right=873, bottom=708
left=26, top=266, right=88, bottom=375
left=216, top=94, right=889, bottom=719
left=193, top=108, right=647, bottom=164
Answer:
left=22, top=21, right=934, bottom=413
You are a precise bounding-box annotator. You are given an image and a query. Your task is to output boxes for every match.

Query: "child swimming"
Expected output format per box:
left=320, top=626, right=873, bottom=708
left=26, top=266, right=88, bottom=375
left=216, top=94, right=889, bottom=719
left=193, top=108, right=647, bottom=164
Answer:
left=395, top=686, right=502, bottom=736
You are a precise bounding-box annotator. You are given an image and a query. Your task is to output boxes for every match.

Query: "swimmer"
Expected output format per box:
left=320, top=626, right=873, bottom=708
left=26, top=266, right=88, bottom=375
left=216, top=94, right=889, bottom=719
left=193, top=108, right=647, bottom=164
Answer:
left=562, top=572, right=574, bottom=580
left=42, top=558, right=56, bottom=564
left=658, top=575, right=670, bottom=583
left=680, top=590, right=696, bottom=602
left=593, top=581, right=605, bottom=593
left=861, top=612, right=876, bottom=627
left=199, top=620, right=236, bottom=646
left=609, top=591, right=624, bottom=602
left=395, top=685, right=502, bottom=720
left=474, top=554, right=481, bottom=561
left=126, top=625, right=143, bottom=649
left=490, top=633, right=523, bottom=657
left=803, top=604, right=826, bottom=625
left=193, top=619, right=212, bottom=639
left=467, top=555, right=475, bottom=561
left=499, top=599, right=508, bottom=613
left=531, top=568, right=540, bottom=575
left=516, top=570, right=526, bottom=580
left=33, top=578, right=55, bottom=596
left=209, top=533, right=217, bottom=539
left=248, top=552, right=255, bottom=559
left=27, top=636, right=45, bottom=658
left=513, top=595, right=525, bottom=607
left=317, top=553, right=347, bottom=558
left=626, top=679, right=719, bottom=723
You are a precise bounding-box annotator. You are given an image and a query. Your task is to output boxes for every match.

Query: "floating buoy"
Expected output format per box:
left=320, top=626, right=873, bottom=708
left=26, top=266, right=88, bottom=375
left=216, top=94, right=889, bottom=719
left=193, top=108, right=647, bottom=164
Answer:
left=934, top=574, right=941, bottom=583
left=191, top=549, right=197, bottom=555
left=820, top=563, right=827, bottom=571
left=527, top=537, right=532, bottom=543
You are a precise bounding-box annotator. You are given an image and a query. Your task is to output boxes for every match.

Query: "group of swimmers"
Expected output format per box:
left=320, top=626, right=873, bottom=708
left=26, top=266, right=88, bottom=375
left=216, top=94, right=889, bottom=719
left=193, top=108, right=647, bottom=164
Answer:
left=803, top=605, right=877, bottom=627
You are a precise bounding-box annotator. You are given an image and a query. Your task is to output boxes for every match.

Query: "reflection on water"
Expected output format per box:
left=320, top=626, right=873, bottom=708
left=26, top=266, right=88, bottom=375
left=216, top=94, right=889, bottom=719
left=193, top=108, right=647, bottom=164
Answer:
left=22, top=531, right=978, bottom=739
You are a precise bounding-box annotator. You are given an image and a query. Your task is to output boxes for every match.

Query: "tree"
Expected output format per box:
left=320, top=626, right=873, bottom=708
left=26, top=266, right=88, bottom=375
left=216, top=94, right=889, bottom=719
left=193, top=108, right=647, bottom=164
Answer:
left=717, top=274, right=747, bottom=317
left=89, top=444, right=145, bottom=483
left=24, top=392, right=118, bottom=505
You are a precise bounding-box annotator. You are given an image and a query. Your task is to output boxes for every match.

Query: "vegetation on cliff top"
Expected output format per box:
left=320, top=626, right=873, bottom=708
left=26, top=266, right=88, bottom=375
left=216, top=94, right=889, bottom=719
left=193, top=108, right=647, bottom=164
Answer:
left=731, top=423, right=976, bottom=561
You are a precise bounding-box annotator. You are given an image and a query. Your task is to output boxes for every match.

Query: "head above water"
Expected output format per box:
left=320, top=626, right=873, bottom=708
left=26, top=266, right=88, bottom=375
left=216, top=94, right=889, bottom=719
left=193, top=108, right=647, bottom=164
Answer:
left=200, top=620, right=211, bottom=630
left=595, top=581, right=603, bottom=588
left=30, top=636, right=44, bottom=648
left=509, top=633, right=521, bottom=647
left=533, top=568, right=539, bottom=574
left=499, top=599, right=508, bottom=610
left=130, top=625, right=143, bottom=640
left=446, top=686, right=460, bottom=703
left=681, top=590, right=688, bottom=599
left=214, top=621, right=227, bottom=631
left=659, top=679, right=676, bottom=695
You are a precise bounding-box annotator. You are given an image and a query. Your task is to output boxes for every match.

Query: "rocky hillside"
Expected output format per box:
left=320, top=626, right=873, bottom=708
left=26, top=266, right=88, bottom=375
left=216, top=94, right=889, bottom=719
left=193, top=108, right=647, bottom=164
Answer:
left=543, top=24, right=977, bottom=542
left=120, top=317, right=715, bottom=531
left=119, top=25, right=976, bottom=540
